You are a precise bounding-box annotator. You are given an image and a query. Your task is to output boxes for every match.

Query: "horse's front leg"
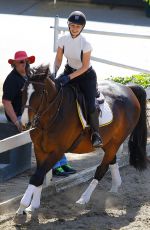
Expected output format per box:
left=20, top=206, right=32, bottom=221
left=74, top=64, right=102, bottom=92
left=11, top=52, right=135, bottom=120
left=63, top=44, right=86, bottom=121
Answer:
left=16, top=183, right=43, bottom=213
left=76, top=144, right=122, bottom=205
left=16, top=168, right=45, bottom=215
left=16, top=150, right=59, bottom=216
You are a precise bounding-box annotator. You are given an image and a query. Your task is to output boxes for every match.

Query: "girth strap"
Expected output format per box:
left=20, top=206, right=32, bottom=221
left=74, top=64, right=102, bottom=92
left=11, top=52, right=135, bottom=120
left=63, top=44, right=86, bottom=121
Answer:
left=66, top=130, right=85, bottom=153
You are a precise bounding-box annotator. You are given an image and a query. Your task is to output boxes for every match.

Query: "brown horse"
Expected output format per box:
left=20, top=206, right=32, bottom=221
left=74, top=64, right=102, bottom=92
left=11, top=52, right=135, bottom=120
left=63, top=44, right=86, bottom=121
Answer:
left=16, top=65, right=147, bottom=216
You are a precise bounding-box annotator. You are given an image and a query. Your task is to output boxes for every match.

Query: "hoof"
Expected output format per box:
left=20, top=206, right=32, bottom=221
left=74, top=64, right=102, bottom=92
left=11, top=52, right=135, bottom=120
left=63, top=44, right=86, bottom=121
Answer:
left=109, top=189, right=118, bottom=193
left=13, top=212, right=27, bottom=225
left=76, top=197, right=88, bottom=205
left=25, top=205, right=36, bottom=213
left=109, top=185, right=120, bottom=193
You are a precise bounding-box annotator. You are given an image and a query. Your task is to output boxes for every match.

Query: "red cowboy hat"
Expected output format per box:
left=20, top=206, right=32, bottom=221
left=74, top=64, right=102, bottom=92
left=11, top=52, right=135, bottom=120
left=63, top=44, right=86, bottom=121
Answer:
left=8, top=51, right=35, bottom=64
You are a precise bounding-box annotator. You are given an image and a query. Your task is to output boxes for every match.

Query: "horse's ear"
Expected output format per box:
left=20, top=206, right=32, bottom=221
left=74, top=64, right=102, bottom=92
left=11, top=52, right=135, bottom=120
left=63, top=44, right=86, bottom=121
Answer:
left=44, top=77, right=57, bottom=98
left=26, top=63, right=34, bottom=79
left=45, top=66, right=50, bottom=77
left=44, top=77, right=51, bottom=84
left=27, top=66, right=35, bottom=79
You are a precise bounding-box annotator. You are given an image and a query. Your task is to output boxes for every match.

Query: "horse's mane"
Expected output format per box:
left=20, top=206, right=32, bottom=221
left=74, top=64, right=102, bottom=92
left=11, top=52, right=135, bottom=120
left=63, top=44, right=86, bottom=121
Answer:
left=29, top=64, right=50, bottom=81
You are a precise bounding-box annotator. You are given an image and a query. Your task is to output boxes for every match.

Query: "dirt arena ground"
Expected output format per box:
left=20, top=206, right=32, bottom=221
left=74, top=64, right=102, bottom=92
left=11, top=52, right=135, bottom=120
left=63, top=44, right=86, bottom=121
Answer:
left=0, top=162, right=150, bottom=230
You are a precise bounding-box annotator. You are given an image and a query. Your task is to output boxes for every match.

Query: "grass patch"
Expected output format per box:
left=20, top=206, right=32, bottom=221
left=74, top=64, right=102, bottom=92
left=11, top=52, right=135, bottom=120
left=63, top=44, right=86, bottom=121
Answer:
left=109, top=73, right=150, bottom=89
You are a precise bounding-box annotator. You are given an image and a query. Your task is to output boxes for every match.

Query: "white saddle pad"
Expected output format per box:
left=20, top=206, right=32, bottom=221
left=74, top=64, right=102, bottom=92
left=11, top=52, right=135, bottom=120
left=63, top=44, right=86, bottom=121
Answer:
left=76, top=93, right=113, bottom=129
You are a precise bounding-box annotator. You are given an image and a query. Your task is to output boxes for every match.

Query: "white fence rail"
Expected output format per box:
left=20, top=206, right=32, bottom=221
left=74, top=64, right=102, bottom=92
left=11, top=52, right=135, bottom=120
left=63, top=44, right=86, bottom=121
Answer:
left=0, top=130, right=32, bottom=154
left=0, top=128, right=52, bottom=186
left=51, top=16, right=150, bottom=74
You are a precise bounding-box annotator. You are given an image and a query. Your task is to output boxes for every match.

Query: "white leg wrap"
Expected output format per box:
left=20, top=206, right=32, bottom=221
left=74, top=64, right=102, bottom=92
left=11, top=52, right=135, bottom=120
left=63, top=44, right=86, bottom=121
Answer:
left=26, top=186, right=42, bottom=212
left=109, top=163, right=122, bottom=193
left=20, top=184, right=36, bottom=207
left=16, top=204, right=27, bottom=215
left=76, top=179, right=98, bottom=205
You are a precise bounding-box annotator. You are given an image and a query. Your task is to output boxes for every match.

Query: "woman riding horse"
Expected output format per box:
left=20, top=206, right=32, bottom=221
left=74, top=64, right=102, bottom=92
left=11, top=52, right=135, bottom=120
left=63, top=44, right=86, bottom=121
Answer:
left=53, top=11, right=102, bottom=148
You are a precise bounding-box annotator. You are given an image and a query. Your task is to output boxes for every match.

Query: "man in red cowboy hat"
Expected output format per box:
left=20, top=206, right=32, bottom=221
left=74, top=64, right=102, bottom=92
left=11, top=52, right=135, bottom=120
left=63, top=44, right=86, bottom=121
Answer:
left=2, top=51, right=76, bottom=177
left=2, top=51, right=35, bottom=131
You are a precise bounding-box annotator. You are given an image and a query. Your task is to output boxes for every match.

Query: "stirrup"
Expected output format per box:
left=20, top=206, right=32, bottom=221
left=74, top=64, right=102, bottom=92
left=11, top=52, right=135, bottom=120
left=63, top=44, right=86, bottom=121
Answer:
left=91, top=132, right=103, bottom=148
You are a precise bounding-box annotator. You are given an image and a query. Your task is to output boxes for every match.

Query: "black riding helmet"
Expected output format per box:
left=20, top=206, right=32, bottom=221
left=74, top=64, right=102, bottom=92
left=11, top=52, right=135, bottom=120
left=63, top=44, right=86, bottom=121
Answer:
left=68, top=11, right=86, bottom=27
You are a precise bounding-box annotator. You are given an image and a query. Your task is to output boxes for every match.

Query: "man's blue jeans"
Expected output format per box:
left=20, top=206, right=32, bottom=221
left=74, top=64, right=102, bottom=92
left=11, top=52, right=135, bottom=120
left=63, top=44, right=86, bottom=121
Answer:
left=53, top=154, right=68, bottom=169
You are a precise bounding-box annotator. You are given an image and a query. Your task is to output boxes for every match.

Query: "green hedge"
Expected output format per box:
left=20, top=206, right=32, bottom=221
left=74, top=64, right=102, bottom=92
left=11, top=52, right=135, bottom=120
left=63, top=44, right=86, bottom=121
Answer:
left=109, top=73, right=150, bottom=89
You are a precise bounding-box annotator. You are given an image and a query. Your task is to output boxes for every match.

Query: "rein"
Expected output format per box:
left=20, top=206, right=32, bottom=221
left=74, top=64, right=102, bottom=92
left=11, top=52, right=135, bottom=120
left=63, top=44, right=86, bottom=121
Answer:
left=33, top=86, right=63, bottom=130
left=23, top=78, right=63, bottom=130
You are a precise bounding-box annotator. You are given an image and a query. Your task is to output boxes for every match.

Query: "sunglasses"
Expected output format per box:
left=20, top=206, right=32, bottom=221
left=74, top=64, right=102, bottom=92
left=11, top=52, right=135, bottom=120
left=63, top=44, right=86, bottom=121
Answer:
left=18, top=60, right=27, bottom=64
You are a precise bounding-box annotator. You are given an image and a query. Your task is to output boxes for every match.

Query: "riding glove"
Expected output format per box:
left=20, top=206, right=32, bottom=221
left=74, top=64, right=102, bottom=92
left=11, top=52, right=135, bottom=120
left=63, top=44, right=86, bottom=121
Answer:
left=55, top=75, right=70, bottom=86
left=51, top=73, right=56, bottom=82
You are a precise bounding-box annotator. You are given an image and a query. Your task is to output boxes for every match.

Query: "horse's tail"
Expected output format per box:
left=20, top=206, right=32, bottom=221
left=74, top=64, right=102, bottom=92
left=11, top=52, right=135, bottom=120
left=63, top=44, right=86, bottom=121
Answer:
left=128, top=84, right=147, bottom=170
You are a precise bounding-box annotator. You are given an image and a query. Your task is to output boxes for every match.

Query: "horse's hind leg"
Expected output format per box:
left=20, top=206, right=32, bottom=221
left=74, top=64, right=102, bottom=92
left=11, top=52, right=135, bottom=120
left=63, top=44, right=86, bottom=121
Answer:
left=76, top=143, right=122, bottom=205
left=109, top=157, right=122, bottom=193
left=109, top=144, right=123, bottom=192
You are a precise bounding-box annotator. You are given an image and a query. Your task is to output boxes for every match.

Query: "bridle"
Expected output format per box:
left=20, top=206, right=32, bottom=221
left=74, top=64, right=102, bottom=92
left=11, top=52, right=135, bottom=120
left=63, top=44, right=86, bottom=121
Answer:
left=22, top=77, right=63, bottom=130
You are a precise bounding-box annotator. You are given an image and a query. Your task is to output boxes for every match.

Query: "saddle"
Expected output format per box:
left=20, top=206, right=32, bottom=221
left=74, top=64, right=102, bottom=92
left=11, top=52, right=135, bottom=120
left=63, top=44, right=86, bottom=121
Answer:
left=66, top=86, right=113, bottom=152
left=72, top=86, right=113, bottom=129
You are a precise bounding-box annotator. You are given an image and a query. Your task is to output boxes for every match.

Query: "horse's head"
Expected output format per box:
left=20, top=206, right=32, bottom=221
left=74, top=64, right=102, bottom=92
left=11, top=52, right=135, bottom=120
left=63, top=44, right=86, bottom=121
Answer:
left=21, top=64, right=57, bottom=130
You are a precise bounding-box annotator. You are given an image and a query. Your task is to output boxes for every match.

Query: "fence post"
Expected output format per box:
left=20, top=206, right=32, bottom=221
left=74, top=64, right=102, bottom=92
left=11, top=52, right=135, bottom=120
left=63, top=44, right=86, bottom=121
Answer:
left=53, top=15, right=59, bottom=52
left=0, top=123, right=32, bottom=182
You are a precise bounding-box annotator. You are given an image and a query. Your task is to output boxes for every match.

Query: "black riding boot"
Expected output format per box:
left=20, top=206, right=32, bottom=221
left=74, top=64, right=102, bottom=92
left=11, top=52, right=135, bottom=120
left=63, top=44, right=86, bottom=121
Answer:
left=89, top=110, right=103, bottom=148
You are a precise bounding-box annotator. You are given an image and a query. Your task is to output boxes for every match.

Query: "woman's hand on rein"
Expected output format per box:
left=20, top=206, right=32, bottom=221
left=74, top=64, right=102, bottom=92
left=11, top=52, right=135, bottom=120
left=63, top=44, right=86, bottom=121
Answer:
left=50, top=73, right=56, bottom=82
left=55, top=75, right=70, bottom=86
